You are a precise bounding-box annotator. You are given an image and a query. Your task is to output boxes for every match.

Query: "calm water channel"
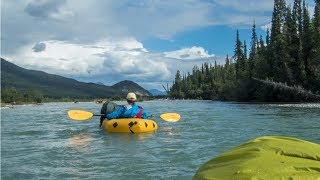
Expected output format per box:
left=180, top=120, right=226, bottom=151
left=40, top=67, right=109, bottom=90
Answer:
left=1, top=100, right=320, bottom=179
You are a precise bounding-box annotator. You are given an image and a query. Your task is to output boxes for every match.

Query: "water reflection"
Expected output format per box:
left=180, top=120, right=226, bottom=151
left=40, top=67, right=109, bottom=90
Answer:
left=134, top=132, right=154, bottom=140
left=108, top=132, right=155, bottom=142
left=68, top=133, right=92, bottom=150
left=162, top=126, right=181, bottom=137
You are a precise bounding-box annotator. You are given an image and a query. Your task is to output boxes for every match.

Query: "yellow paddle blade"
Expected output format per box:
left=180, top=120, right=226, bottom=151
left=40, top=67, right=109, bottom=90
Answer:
left=160, top=113, right=181, bottom=122
left=68, top=110, right=93, bottom=121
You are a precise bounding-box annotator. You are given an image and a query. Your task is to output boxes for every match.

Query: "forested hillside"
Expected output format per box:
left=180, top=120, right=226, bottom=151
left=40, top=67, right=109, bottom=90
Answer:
left=112, top=80, right=152, bottom=96
left=169, top=0, right=320, bottom=102
left=1, top=58, right=150, bottom=103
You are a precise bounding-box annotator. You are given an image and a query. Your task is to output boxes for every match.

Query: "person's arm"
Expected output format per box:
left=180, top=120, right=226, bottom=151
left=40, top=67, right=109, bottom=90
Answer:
left=142, top=109, right=148, bottom=119
left=106, top=106, right=125, bottom=119
left=122, top=104, right=138, bottom=118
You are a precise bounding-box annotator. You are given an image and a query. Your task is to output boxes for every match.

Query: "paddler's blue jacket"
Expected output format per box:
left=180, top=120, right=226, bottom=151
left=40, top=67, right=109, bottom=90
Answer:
left=106, top=102, right=148, bottom=119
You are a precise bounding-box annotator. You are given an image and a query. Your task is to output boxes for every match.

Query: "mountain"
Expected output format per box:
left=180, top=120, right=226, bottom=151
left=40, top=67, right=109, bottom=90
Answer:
left=148, top=89, right=167, bottom=96
left=111, top=80, right=152, bottom=96
left=1, top=58, right=150, bottom=99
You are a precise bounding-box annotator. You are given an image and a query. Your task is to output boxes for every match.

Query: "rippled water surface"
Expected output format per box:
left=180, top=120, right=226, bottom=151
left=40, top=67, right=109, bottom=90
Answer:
left=1, top=101, right=320, bottom=179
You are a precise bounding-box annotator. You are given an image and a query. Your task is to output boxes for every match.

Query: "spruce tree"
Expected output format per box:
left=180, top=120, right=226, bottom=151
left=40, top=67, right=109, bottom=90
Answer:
left=270, top=0, right=291, bottom=82
left=170, top=70, right=183, bottom=98
left=254, top=36, right=268, bottom=79
left=285, top=4, right=305, bottom=85
left=225, top=55, right=230, bottom=67
left=305, top=0, right=320, bottom=92
left=233, top=30, right=244, bottom=79
left=271, top=0, right=286, bottom=43
left=301, top=1, right=313, bottom=88
left=266, top=29, right=271, bottom=46
left=249, top=22, right=258, bottom=78
left=293, top=0, right=303, bottom=38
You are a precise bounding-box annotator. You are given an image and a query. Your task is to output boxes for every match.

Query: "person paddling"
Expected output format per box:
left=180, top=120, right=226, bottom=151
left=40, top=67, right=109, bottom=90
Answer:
left=100, top=92, right=148, bottom=126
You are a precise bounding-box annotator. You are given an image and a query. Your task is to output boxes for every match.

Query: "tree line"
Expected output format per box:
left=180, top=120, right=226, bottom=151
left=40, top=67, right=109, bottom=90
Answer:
left=1, top=87, right=43, bottom=104
left=169, top=0, right=320, bottom=102
left=1, top=87, right=97, bottom=104
left=0, top=87, right=147, bottom=104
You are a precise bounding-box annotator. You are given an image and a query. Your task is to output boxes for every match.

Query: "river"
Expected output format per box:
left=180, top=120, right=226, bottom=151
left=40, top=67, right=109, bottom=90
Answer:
left=1, top=100, right=320, bottom=179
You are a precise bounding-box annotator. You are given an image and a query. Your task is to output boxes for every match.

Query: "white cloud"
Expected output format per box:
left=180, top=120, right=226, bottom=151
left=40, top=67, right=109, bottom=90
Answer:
left=261, top=23, right=272, bottom=32
left=3, top=38, right=221, bottom=90
left=1, top=0, right=281, bottom=55
left=164, top=46, right=215, bottom=60
left=5, top=38, right=146, bottom=75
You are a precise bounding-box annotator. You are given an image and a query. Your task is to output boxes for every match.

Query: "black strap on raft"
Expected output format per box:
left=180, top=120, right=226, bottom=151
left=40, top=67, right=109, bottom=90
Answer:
left=128, top=121, right=138, bottom=134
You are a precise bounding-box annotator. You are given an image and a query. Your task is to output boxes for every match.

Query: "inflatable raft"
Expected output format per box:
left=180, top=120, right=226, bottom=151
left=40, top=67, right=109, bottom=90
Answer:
left=101, top=118, right=158, bottom=133
left=193, top=136, right=320, bottom=179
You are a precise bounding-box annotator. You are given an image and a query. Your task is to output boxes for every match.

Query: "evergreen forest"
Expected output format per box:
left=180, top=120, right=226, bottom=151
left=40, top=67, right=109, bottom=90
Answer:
left=169, top=0, right=320, bottom=102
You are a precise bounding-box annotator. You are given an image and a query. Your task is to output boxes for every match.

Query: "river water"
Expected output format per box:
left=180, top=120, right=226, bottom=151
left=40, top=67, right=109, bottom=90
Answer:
left=1, top=100, right=320, bottom=179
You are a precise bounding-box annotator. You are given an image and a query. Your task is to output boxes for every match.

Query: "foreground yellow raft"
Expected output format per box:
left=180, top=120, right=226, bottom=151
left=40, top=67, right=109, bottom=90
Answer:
left=102, top=118, right=158, bottom=133
left=193, top=136, right=320, bottom=180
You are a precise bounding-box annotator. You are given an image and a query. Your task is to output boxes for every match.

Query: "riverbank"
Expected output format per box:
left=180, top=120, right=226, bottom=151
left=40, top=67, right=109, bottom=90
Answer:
left=1, top=102, right=43, bottom=109
left=1, top=103, right=14, bottom=109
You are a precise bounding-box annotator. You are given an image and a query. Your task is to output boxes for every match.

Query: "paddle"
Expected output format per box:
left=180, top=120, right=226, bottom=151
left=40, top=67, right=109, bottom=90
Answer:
left=67, top=110, right=181, bottom=122
left=159, top=113, right=181, bottom=122
left=67, top=110, right=99, bottom=121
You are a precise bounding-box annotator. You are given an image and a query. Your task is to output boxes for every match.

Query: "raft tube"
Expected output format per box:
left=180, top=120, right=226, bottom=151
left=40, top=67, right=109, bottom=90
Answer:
left=193, top=136, right=320, bottom=179
left=101, top=118, right=158, bottom=133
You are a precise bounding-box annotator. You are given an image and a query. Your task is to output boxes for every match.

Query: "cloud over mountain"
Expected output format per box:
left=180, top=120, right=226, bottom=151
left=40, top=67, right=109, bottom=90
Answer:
left=4, top=38, right=218, bottom=89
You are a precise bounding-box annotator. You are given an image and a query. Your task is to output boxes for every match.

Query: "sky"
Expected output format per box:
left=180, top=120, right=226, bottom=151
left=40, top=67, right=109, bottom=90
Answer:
left=1, top=0, right=316, bottom=91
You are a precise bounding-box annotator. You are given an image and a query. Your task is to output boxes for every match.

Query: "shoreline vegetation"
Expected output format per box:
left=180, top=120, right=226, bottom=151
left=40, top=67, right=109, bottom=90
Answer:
left=0, top=89, right=169, bottom=108
left=1, top=90, right=319, bottom=110
left=2, top=99, right=319, bottom=110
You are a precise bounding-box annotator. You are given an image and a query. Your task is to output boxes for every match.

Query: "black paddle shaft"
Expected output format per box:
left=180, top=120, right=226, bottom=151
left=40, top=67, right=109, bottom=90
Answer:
left=93, top=114, right=105, bottom=116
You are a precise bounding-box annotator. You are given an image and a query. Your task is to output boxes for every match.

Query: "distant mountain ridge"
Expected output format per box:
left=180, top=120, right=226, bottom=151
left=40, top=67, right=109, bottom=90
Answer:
left=1, top=58, right=151, bottom=99
left=148, top=89, right=167, bottom=96
left=112, top=80, right=152, bottom=96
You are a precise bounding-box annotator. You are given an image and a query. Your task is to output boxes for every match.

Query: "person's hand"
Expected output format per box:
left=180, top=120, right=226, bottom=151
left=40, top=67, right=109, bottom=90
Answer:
left=100, top=115, right=106, bottom=127
left=101, top=114, right=106, bottom=120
